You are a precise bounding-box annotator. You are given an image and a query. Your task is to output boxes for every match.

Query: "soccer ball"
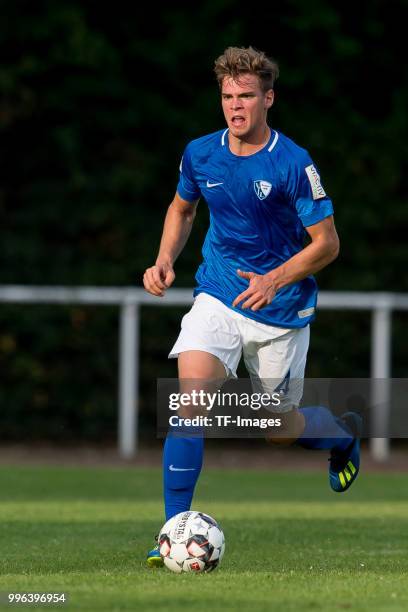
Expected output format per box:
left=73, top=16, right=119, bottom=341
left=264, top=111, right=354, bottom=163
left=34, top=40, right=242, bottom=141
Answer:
left=158, top=510, right=225, bottom=573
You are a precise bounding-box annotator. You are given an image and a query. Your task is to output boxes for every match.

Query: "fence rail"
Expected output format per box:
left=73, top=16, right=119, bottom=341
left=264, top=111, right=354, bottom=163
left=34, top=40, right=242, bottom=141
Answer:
left=1, top=286, right=407, bottom=461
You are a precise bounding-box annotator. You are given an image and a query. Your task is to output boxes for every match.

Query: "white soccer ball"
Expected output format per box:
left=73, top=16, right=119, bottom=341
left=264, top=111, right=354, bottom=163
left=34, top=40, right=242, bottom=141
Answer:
left=158, top=510, right=225, bottom=573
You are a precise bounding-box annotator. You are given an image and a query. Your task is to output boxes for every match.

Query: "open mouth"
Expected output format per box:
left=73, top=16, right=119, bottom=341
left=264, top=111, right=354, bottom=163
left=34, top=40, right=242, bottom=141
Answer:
left=231, top=115, right=246, bottom=126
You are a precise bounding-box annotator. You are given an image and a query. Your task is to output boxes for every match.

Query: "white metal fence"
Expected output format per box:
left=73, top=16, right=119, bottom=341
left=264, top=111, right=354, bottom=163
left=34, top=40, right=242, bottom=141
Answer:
left=1, top=286, right=407, bottom=461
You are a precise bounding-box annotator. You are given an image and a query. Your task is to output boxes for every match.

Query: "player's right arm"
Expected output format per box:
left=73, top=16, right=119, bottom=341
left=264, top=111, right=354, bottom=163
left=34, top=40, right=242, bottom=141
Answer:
left=143, top=192, right=199, bottom=297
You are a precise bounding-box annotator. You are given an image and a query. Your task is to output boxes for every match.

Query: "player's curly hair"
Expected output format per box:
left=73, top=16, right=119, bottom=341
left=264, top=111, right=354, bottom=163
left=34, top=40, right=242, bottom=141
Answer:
left=214, top=46, right=279, bottom=92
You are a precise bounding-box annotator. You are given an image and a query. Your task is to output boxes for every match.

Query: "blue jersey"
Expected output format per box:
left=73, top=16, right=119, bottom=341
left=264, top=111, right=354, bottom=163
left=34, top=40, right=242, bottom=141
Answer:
left=176, top=128, right=334, bottom=328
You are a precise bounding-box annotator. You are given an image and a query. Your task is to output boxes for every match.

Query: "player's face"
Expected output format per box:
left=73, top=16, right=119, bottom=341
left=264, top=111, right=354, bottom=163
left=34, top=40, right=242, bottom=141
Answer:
left=221, top=74, right=274, bottom=140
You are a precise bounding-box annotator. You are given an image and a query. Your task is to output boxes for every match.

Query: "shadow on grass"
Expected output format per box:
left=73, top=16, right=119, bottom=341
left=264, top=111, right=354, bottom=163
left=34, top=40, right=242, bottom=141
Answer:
left=0, top=518, right=407, bottom=574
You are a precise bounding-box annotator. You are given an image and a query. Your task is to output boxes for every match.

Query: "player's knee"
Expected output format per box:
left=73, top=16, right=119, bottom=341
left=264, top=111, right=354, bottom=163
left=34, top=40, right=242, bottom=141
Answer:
left=264, top=408, right=305, bottom=446
left=177, top=353, right=226, bottom=417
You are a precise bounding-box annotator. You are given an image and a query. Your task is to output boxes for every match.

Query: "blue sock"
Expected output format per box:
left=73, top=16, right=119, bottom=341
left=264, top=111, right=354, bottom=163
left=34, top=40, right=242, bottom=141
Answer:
left=163, top=434, right=203, bottom=521
left=297, top=406, right=353, bottom=452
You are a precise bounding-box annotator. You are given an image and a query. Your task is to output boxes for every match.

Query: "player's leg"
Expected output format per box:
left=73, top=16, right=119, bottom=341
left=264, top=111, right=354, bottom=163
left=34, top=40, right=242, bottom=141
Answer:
left=148, top=350, right=226, bottom=568
left=297, top=407, right=362, bottom=492
left=163, top=350, right=226, bottom=520
left=263, top=404, right=362, bottom=493
left=147, top=294, right=241, bottom=567
left=242, top=324, right=310, bottom=444
left=243, top=324, right=361, bottom=491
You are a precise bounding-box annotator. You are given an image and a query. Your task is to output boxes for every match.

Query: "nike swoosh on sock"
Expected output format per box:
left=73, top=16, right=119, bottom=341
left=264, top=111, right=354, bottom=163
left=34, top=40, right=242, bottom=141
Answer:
left=169, top=465, right=196, bottom=472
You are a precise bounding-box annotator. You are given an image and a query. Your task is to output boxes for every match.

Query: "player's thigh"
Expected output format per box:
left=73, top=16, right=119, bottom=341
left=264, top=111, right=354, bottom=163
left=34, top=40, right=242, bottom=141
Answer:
left=178, top=350, right=226, bottom=380
left=169, top=293, right=243, bottom=379
left=243, top=326, right=309, bottom=443
left=246, top=325, right=310, bottom=380
left=243, top=325, right=310, bottom=411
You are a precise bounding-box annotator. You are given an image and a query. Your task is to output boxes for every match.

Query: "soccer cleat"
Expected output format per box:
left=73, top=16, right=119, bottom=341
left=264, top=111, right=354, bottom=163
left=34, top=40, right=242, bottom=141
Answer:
left=146, top=536, right=164, bottom=568
left=329, top=411, right=363, bottom=493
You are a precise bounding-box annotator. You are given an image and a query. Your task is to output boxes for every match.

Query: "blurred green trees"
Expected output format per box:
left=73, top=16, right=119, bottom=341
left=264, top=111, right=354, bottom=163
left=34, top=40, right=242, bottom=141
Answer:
left=0, top=1, right=407, bottom=440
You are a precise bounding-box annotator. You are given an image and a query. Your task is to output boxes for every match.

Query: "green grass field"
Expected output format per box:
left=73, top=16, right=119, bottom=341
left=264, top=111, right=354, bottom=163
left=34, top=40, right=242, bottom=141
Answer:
left=0, top=465, right=407, bottom=611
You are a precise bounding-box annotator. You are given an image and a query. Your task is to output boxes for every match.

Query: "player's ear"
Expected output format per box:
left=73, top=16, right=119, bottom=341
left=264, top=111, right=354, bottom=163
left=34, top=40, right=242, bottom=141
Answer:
left=265, top=89, right=274, bottom=109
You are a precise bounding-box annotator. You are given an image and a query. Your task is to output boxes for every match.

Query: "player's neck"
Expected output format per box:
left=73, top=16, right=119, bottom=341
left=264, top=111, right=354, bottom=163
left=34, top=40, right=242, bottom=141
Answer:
left=228, top=125, right=271, bottom=156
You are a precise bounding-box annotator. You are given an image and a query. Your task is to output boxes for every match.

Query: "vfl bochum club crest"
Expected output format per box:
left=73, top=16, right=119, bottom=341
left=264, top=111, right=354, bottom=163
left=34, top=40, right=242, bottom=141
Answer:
left=254, top=180, right=272, bottom=200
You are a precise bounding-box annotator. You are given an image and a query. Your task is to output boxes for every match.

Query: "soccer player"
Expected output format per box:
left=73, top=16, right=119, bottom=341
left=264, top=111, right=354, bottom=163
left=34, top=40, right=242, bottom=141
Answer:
left=143, top=46, right=362, bottom=567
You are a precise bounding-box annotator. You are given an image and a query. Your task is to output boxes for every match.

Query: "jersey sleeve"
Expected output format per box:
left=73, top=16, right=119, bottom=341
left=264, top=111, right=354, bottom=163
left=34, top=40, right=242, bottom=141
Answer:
left=285, top=151, right=334, bottom=227
left=176, top=143, right=201, bottom=202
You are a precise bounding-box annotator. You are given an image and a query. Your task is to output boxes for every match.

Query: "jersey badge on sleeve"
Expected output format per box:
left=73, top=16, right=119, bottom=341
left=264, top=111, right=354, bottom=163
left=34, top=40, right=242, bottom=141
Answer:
left=254, top=180, right=272, bottom=200
left=305, top=165, right=326, bottom=200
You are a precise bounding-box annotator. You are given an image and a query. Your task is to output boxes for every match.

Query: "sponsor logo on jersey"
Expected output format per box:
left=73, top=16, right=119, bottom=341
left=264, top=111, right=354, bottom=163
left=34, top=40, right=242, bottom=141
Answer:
left=298, top=306, right=315, bottom=318
left=254, top=180, right=272, bottom=200
left=305, top=165, right=326, bottom=200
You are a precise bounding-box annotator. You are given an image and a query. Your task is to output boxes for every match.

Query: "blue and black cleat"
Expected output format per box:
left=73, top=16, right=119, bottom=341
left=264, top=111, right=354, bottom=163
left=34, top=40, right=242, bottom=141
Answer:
left=146, top=537, right=164, bottom=568
left=329, top=411, right=363, bottom=493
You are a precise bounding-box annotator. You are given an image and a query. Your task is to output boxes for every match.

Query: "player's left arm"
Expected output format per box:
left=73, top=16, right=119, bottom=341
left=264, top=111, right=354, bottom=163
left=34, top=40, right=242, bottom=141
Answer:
left=232, top=215, right=339, bottom=311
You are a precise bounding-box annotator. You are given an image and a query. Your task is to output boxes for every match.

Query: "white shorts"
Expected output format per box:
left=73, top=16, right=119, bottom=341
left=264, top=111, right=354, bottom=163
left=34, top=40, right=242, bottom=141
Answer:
left=169, top=293, right=310, bottom=412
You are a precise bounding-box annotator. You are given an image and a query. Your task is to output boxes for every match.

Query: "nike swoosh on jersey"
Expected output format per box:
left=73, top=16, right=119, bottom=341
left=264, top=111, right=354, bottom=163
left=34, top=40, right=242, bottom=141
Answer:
left=206, top=180, right=223, bottom=187
left=169, top=464, right=196, bottom=472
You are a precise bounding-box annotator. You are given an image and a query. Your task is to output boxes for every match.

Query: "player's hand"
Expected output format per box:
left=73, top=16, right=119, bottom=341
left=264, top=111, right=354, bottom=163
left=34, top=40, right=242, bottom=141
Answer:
left=143, top=262, right=175, bottom=297
left=232, top=269, right=277, bottom=311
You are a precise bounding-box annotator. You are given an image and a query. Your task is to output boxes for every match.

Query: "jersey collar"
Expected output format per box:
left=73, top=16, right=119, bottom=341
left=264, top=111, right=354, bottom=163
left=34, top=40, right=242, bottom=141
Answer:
left=221, top=128, right=279, bottom=158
